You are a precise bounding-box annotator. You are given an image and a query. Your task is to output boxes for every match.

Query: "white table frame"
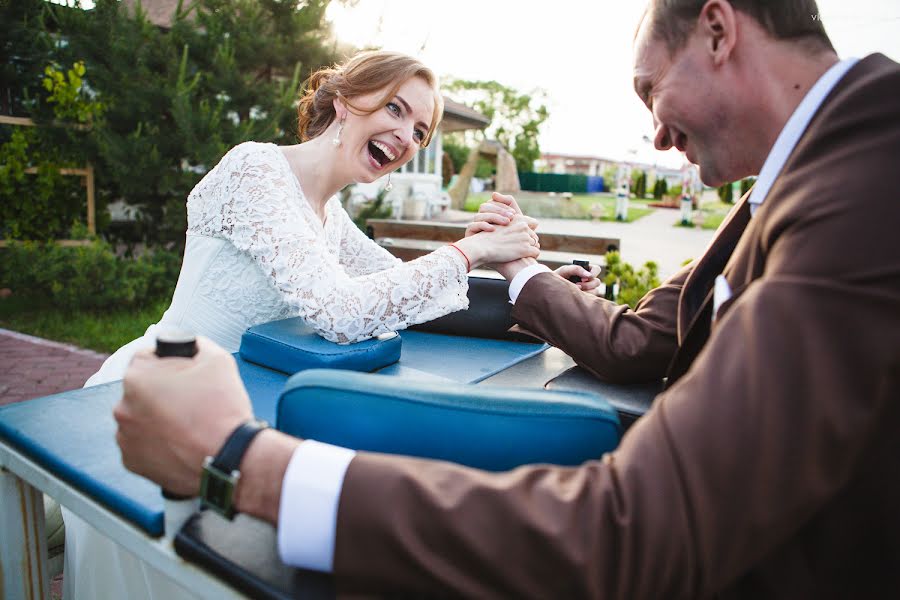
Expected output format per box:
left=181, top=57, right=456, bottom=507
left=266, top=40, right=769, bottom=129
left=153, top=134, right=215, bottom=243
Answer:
left=0, top=346, right=581, bottom=599
left=0, top=442, right=245, bottom=600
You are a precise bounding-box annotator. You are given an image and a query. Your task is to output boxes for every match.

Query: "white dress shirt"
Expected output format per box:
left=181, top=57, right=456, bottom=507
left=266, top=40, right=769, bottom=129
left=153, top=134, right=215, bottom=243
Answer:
left=276, top=58, right=859, bottom=572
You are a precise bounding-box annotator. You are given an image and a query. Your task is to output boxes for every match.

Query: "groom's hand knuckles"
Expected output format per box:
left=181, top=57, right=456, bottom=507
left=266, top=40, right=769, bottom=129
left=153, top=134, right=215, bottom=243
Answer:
left=112, top=400, right=132, bottom=427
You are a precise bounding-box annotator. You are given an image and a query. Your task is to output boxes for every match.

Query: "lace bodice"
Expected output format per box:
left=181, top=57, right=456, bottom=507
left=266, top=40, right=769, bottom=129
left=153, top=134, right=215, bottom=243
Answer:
left=180, top=141, right=469, bottom=345
left=85, top=142, right=469, bottom=387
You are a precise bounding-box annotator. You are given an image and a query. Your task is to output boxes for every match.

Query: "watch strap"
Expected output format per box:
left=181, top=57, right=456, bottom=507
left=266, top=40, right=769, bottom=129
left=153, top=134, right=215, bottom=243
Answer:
left=200, top=419, right=268, bottom=519
left=210, top=419, right=269, bottom=474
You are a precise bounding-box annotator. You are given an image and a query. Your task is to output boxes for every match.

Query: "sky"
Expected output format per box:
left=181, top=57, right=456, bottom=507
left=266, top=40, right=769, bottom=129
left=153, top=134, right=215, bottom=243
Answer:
left=326, top=0, right=900, bottom=169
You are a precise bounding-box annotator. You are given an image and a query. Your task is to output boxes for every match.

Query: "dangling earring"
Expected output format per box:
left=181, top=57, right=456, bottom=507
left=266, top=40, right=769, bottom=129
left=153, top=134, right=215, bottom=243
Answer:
left=332, top=114, right=346, bottom=147
left=385, top=172, right=393, bottom=192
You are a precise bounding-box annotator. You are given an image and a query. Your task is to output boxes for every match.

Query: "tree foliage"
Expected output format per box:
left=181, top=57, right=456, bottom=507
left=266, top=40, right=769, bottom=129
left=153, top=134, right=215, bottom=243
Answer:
left=441, top=133, right=469, bottom=174
left=0, top=58, right=105, bottom=240
left=2, top=0, right=339, bottom=246
left=602, top=251, right=660, bottom=309
left=630, top=169, right=647, bottom=199
left=443, top=78, right=549, bottom=173
left=652, top=177, right=668, bottom=199
left=718, top=182, right=734, bottom=204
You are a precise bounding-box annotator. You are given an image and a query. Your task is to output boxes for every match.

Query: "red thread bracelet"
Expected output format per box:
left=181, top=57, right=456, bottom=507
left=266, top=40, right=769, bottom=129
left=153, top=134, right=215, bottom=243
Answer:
left=448, top=243, right=471, bottom=272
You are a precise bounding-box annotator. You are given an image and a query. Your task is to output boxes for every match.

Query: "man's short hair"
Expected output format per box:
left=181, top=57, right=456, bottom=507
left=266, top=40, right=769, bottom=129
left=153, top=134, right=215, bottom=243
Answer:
left=646, top=0, right=836, bottom=55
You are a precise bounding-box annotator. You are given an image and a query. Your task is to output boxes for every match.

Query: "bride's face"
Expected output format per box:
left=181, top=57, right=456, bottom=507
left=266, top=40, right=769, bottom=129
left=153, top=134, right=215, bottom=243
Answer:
left=338, top=76, right=436, bottom=184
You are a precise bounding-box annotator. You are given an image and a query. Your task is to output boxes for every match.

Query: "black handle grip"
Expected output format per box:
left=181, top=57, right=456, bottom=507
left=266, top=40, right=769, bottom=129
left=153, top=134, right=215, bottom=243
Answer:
left=568, top=259, right=592, bottom=283
left=155, top=329, right=198, bottom=501
left=155, top=329, right=197, bottom=359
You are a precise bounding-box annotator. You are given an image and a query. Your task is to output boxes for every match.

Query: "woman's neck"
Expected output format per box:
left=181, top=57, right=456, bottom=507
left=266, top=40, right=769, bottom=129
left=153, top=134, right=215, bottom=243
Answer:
left=284, top=135, right=352, bottom=220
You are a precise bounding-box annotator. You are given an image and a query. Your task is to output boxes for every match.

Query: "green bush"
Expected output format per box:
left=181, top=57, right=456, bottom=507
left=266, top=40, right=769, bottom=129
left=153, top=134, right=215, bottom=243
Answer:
left=603, top=251, right=660, bottom=309
left=630, top=169, right=647, bottom=199
left=652, top=177, right=668, bottom=200
left=4, top=0, right=338, bottom=248
left=351, top=188, right=393, bottom=233
left=0, top=127, right=90, bottom=241
left=0, top=239, right=180, bottom=310
left=718, top=182, right=734, bottom=204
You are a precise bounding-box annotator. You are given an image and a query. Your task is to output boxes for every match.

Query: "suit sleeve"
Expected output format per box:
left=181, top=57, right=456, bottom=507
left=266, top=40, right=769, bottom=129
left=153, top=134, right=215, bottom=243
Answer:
left=332, top=272, right=899, bottom=598
left=510, top=265, right=690, bottom=383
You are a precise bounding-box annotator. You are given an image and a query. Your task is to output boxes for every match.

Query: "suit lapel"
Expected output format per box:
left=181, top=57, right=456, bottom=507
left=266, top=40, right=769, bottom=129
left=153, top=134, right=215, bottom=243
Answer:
left=666, top=195, right=752, bottom=389
left=677, top=196, right=752, bottom=342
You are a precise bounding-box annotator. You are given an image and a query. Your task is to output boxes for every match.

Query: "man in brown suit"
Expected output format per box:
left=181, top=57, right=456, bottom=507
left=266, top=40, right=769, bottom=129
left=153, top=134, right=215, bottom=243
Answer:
left=116, top=0, right=900, bottom=597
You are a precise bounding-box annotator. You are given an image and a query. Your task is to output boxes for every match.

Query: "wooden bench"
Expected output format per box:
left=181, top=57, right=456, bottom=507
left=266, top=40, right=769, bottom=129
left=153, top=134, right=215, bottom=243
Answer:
left=366, top=219, right=620, bottom=272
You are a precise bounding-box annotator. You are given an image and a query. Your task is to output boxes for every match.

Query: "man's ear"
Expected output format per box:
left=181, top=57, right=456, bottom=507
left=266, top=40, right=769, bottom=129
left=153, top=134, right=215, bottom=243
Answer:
left=698, top=0, right=737, bottom=66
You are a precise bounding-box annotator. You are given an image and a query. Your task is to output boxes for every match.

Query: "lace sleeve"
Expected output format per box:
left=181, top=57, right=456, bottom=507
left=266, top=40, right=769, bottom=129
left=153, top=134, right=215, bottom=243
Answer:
left=334, top=208, right=404, bottom=277
left=218, top=144, right=470, bottom=343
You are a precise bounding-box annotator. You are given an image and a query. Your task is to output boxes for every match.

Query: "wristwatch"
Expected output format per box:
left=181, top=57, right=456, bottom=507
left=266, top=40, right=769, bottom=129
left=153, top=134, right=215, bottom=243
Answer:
left=199, top=419, right=269, bottom=519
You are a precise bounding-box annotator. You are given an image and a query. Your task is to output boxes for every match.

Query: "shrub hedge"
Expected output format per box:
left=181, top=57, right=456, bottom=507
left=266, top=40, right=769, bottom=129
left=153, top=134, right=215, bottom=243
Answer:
left=0, top=239, right=180, bottom=310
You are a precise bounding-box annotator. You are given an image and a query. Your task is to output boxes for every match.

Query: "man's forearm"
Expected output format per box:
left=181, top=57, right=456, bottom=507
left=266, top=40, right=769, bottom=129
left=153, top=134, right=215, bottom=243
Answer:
left=234, top=429, right=302, bottom=524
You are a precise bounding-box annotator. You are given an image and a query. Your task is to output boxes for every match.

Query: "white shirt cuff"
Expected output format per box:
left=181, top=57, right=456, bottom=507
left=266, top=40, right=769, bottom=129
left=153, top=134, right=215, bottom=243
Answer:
left=508, top=263, right=552, bottom=304
left=277, top=440, right=357, bottom=572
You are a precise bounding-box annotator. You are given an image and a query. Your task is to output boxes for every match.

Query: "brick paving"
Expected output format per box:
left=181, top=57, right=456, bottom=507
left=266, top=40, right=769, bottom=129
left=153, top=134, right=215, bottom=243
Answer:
left=0, top=328, right=108, bottom=407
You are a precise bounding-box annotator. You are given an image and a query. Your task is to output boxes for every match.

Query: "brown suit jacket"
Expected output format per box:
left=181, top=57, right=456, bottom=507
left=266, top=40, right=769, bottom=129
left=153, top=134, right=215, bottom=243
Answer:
left=331, top=54, right=900, bottom=598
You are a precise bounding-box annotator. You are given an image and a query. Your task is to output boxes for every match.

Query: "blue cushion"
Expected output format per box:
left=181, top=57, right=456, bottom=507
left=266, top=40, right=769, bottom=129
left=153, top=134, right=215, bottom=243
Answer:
left=239, top=317, right=401, bottom=375
left=277, top=369, right=621, bottom=471
left=0, top=382, right=167, bottom=536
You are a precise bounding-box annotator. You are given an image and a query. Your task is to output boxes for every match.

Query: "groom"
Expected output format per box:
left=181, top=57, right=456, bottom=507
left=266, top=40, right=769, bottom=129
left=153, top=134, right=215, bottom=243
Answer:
left=117, top=1, right=900, bottom=597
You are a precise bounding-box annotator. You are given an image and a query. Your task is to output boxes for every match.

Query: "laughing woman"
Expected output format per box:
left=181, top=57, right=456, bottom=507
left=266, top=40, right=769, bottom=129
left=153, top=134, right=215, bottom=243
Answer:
left=63, top=50, right=539, bottom=599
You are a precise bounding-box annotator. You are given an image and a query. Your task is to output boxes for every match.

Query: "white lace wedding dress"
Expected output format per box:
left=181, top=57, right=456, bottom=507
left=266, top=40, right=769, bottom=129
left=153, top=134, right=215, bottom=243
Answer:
left=63, top=141, right=469, bottom=599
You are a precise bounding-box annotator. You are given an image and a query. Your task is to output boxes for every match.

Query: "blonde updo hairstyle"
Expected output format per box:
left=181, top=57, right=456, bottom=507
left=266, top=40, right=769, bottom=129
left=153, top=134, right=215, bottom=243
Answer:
left=297, top=50, right=444, bottom=147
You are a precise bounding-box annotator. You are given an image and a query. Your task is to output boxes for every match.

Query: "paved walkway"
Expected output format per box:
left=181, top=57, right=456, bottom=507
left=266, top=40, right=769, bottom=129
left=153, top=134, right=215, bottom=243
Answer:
left=0, top=328, right=108, bottom=407
left=537, top=208, right=713, bottom=279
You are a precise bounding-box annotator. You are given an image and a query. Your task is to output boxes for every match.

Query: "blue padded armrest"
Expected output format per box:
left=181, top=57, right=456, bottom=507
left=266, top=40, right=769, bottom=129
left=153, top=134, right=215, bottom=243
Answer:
left=277, top=370, right=621, bottom=471
left=239, top=317, right=401, bottom=375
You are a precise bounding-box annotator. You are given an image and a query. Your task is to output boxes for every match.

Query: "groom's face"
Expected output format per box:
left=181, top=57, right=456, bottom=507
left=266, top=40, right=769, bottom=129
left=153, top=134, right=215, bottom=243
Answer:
left=632, top=10, right=737, bottom=186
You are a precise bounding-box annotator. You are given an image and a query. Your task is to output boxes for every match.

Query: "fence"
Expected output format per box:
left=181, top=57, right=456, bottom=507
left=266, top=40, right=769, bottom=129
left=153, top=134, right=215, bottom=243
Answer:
left=518, top=172, right=606, bottom=194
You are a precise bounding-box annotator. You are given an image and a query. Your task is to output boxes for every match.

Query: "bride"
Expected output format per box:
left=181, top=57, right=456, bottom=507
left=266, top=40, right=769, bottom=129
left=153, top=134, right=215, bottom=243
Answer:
left=63, top=50, right=539, bottom=598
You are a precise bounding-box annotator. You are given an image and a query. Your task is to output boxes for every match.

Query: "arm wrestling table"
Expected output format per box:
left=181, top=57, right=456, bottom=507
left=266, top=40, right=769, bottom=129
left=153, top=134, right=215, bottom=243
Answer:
left=0, top=277, right=659, bottom=599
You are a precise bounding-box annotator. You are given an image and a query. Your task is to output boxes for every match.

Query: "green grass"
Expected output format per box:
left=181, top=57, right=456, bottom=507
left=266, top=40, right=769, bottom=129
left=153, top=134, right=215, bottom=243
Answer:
left=0, top=295, right=169, bottom=353
left=668, top=200, right=735, bottom=230
left=463, top=192, right=654, bottom=223
left=687, top=200, right=735, bottom=230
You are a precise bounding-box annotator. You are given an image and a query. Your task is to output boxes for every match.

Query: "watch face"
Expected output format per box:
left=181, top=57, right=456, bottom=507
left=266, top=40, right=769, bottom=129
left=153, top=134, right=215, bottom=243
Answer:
left=200, top=461, right=238, bottom=520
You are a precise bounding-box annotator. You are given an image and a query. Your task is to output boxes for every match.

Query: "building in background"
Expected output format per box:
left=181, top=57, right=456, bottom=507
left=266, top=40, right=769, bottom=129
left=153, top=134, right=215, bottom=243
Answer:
left=537, top=153, right=619, bottom=177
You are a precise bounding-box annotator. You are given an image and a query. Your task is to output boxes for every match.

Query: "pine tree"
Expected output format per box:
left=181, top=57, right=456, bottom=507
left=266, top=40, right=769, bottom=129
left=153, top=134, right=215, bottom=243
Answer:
left=54, top=0, right=338, bottom=246
left=652, top=177, right=668, bottom=200
left=718, top=182, right=734, bottom=204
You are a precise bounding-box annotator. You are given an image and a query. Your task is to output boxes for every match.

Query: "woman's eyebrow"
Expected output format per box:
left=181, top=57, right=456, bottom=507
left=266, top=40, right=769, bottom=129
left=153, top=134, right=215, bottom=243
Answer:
left=396, top=95, right=431, bottom=131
